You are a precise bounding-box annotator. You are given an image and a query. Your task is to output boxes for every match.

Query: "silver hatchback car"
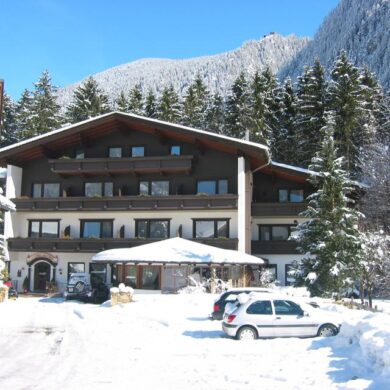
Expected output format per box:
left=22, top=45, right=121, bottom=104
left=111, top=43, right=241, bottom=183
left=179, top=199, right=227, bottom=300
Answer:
left=222, top=295, right=341, bottom=340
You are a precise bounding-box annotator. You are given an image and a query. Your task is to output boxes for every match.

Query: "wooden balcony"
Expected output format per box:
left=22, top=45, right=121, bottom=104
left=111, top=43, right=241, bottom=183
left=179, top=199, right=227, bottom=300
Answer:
left=251, top=202, right=307, bottom=217
left=48, top=155, right=193, bottom=176
left=7, top=237, right=238, bottom=253
left=251, top=240, right=300, bottom=254
left=12, top=194, right=238, bottom=212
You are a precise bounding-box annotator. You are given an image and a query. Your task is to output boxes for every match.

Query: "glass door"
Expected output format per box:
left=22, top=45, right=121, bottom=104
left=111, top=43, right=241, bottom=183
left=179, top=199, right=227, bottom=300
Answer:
left=141, top=266, right=160, bottom=289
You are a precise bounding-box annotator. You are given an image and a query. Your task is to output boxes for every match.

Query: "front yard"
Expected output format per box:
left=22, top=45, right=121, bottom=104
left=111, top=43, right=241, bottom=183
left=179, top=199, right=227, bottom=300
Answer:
left=0, top=293, right=389, bottom=389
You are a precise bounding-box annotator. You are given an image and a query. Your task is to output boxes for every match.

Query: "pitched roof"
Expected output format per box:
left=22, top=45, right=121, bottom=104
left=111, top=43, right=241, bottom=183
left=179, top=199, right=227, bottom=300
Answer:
left=0, top=112, right=270, bottom=168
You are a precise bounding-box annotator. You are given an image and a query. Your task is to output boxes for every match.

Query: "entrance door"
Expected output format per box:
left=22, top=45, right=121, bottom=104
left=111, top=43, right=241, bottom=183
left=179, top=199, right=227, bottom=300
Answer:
left=34, top=262, right=51, bottom=292
left=141, top=266, right=160, bottom=289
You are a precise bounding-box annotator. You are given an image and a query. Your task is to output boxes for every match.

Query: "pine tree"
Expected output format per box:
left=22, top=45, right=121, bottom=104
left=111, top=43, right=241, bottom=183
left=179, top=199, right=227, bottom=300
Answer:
left=115, top=91, right=130, bottom=112
left=28, top=70, right=63, bottom=137
left=225, top=72, right=251, bottom=139
left=144, top=89, right=158, bottom=119
left=182, top=76, right=209, bottom=128
left=205, top=93, right=225, bottom=133
left=327, top=51, right=364, bottom=175
left=0, top=94, right=20, bottom=147
left=292, top=116, right=363, bottom=296
left=294, top=59, right=327, bottom=166
left=128, top=84, right=143, bottom=115
left=15, top=89, right=33, bottom=140
left=273, top=77, right=298, bottom=164
left=66, top=76, right=111, bottom=123
left=250, top=71, right=271, bottom=144
left=157, top=85, right=181, bottom=123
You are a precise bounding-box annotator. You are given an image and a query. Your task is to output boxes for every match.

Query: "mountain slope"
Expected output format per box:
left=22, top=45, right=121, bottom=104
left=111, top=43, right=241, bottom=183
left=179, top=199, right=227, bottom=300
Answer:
left=57, top=34, right=309, bottom=107
left=280, top=0, right=390, bottom=87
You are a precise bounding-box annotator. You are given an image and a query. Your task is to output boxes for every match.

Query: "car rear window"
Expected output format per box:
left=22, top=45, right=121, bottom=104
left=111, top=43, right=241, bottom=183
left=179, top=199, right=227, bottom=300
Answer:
left=246, top=300, right=273, bottom=315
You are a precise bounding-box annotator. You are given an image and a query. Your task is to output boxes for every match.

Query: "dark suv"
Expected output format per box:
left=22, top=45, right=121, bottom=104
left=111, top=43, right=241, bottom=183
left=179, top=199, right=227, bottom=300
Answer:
left=64, top=273, right=109, bottom=303
left=210, top=288, right=273, bottom=320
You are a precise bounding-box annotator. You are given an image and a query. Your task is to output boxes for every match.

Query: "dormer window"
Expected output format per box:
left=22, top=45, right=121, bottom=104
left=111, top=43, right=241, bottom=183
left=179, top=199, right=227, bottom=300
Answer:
left=131, top=146, right=144, bottom=157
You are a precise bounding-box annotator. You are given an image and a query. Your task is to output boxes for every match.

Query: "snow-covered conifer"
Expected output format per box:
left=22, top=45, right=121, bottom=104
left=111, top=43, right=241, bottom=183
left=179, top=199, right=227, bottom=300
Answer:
left=293, top=115, right=363, bottom=296
left=157, top=85, right=181, bottom=123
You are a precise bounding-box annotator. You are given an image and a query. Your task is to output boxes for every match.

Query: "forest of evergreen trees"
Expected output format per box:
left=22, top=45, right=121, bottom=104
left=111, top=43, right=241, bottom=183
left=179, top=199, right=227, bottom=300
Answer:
left=1, top=51, right=388, bottom=178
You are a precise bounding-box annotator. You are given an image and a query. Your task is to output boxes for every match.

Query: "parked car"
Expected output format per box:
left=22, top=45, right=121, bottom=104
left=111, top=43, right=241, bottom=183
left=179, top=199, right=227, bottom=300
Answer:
left=64, top=273, right=109, bottom=304
left=210, top=287, right=273, bottom=320
left=222, top=294, right=341, bottom=340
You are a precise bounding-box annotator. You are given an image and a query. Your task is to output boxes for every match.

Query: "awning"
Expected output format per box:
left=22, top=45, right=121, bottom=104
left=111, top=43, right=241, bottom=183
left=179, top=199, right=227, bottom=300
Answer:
left=92, top=237, right=265, bottom=266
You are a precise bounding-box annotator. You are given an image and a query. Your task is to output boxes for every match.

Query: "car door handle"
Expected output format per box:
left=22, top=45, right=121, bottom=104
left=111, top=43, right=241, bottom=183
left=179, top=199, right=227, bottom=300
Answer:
left=275, top=317, right=281, bottom=320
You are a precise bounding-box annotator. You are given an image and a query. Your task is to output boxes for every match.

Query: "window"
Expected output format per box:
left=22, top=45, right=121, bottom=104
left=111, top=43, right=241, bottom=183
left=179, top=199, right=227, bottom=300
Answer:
left=170, top=145, right=181, bottom=156
left=246, top=300, right=273, bottom=315
left=285, top=264, right=296, bottom=286
left=85, top=182, right=113, bottom=197
left=278, top=189, right=304, bottom=203
left=274, top=300, right=303, bottom=316
left=261, top=264, right=277, bottom=282
left=193, top=219, right=229, bottom=238
left=75, top=149, right=85, bottom=159
left=29, top=220, right=59, bottom=238
left=32, top=183, right=60, bottom=198
left=259, top=225, right=293, bottom=241
left=68, top=262, right=85, bottom=279
left=197, top=179, right=228, bottom=195
left=109, top=147, right=122, bottom=158
left=131, top=146, right=144, bottom=157
left=81, top=220, right=113, bottom=238
left=90, top=263, right=107, bottom=285
left=135, top=219, right=170, bottom=239
left=139, top=181, right=169, bottom=196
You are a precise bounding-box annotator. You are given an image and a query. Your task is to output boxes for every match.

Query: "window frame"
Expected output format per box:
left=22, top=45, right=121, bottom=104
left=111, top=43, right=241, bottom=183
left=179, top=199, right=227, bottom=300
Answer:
left=196, top=179, right=229, bottom=195
left=258, top=225, right=294, bottom=241
left=134, top=219, right=171, bottom=239
left=192, top=218, right=230, bottom=239
left=131, top=145, right=145, bottom=157
left=84, top=182, right=114, bottom=197
left=68, top=262, right=85, bottom=280
left=80, top=219, right=114, bottom=239
left=108, top=147, right=123, bottom=158
left=170, top=145, right=181, bottom=156
left=278, top=189, right=305, bottom=203
left=31, top=182, right=61, bottom=198
left=28, top=219, right=60, bottom=238
left=285, top=264, right=296, bottom=287
left=138, top=180, right=170, bottom=196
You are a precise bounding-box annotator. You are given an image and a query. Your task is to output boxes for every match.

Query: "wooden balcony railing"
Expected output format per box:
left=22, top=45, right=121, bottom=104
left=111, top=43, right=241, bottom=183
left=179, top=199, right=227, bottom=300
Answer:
left=251, top=202, right=307, bottom=217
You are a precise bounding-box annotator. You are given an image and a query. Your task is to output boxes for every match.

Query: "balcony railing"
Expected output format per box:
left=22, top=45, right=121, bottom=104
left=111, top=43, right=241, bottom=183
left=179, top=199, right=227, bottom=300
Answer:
left=12, top=194, right=238, bottom=212
left=251, top=240, right=300, bottom=254
left=251, top=202, right=307, bottom=217
left=7, top=237, right=238, bottom=253
left=49, top=155, right=193, bottom=176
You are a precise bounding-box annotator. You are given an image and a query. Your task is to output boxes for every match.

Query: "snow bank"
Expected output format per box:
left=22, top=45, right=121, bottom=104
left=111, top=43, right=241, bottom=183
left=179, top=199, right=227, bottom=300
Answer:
left=337, top=313, right=390, bottom=379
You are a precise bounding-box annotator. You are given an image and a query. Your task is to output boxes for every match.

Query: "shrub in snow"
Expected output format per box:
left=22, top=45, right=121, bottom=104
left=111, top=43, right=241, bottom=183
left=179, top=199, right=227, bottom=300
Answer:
left=110, top=283, right=134, bottom=305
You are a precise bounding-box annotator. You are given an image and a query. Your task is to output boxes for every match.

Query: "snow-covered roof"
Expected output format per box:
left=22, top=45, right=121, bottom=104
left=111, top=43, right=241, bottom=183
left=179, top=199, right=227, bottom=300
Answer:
left=0, top=111, right=269, bottom=158
left=270, top=161, right=318, bottom=176
left=92, top=237, right=265, bottom=265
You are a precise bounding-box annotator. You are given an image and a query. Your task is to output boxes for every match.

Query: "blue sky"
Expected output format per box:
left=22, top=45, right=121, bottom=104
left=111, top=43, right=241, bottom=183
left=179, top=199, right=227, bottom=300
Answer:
left=1, top=0, right=339, bottom=100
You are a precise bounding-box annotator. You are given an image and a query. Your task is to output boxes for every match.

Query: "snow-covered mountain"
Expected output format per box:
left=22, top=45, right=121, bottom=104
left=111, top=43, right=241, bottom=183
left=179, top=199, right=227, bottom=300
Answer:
left=280, top=0, right=390, bottom=88
left=57, top=34, right=309, bottom=107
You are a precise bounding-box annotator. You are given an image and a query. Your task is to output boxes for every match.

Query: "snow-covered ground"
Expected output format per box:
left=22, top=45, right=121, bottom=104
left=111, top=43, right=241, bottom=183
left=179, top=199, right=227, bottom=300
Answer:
left=0, top=292, right=389, bottom=390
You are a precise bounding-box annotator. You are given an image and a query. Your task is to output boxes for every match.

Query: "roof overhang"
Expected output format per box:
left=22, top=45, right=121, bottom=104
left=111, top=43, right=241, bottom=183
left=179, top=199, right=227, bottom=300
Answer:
left=0, top=112, right=270, bottom=169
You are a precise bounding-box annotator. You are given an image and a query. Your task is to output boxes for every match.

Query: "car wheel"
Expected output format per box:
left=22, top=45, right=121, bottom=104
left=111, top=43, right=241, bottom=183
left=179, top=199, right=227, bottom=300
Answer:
left=317, top=324, right=338, bottom=337
left=237, top=326, right=258, bottom=340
